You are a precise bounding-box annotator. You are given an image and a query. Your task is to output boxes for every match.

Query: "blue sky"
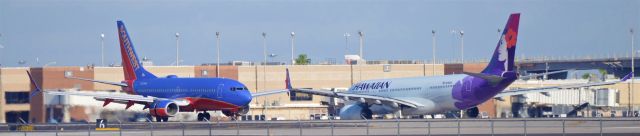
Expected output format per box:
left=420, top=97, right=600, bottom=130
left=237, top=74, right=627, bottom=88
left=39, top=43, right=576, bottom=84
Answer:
left=0, top=0, right=638, bottom=67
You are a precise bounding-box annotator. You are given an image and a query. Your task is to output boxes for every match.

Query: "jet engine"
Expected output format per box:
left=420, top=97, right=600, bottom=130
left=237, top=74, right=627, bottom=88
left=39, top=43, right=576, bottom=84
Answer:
left=149, top=100, right=179, bottom=117
left=339, top=103, right=373, bottom=120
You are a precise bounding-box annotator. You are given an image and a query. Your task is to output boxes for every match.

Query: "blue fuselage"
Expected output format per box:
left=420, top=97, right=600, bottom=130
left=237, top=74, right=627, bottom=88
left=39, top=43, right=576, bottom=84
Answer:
left=131, top=77, right=252, bottom=110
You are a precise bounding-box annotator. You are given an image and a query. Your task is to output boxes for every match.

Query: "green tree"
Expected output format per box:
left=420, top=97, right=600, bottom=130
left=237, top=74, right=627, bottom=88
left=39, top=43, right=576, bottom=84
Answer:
left=581, top=73, right=591, bottom=79
left=598, top=69, right=608, bottom=75
left=295, top=54, right=311, bottom=65
left=598, top=69, right=608, bottom=80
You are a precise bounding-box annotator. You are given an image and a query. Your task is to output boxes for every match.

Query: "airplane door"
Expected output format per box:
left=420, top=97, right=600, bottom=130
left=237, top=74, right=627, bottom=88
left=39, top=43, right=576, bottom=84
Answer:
left=463, top=78, right=472, bottom=99
left=464, top=79, right=472, bottom=92
left=217, top=84, right=224, bottom=98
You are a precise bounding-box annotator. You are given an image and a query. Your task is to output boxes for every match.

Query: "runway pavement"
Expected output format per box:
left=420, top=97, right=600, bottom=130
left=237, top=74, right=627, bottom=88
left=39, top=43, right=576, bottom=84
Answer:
left=1, top=118, right=639, bottom=136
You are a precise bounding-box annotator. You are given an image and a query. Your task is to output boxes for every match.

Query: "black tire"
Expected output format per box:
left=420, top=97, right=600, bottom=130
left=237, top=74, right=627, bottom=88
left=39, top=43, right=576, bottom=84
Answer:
left=360, top=103, right=373, bottom=119
left=203, top=112, right=211, bottom=121
left=197, top=113, right=204, bottom=121
left=527, top=107, right=538, bottom=118
left=466, top=107, right=480, bottom=118
left=162, top=117, right=169, bottom=122
left=155, top=117, right=162, bottom=122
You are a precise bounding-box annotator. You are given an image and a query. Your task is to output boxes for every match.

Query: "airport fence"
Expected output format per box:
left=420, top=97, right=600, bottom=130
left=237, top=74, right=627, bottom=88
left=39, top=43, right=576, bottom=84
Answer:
left=0, top=118, right=639, bottom=136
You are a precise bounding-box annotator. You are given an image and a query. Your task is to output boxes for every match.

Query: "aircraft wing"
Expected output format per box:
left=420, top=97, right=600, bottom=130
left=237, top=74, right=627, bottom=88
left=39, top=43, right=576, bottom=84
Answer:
left=27, top=70, right=190, bottom=109
left=283, top=68, right=419, bottom=108
left=46, top=90, right=155, bottom=102
left=252, top=89, right=289, bottom=97
left=494, top=72, right=633, bottom=98
left=290, top=88, right=421, bottom=108
left=45, top=90, right=190, bottom=106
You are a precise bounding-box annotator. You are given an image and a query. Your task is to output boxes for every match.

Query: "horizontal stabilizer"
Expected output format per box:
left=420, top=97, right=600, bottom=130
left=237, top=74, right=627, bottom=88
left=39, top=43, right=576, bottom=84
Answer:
left=463, top=72, right=504, bottom=86
left=520, top=69, right=573, bottom=79
left=622, top=72, right=633, bottom=82
left=65, top=76, right=128, bottom=87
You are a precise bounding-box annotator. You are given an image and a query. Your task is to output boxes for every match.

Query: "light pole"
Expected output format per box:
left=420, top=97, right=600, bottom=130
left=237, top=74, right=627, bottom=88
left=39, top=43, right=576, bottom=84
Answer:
left=358, top=31, right=364, bottom=82
left=344, top=32, right=351, bottom=60
left=262, top=32, right=267, bottom=66
left=262, top=32, right=268, bottom=115
left=262, top=32, right=267, bottom=91
left=0, top=33, right=4, bottom=67
left=631, top=28, right=635, bottom=112
left=100, top=33, right=105, bottom=66
left=432, top=30, right=436, bottom=76
left=175, top=32, right=180, bottom=66
left=459, top=30, right=464, bottom=64
left=290, top=32, right=295, bottom=65
left=358, top=31, right=364, bottom=61
left=216, top=32, right=220, bottom=77
left=345, top=32, right=353, bottom=84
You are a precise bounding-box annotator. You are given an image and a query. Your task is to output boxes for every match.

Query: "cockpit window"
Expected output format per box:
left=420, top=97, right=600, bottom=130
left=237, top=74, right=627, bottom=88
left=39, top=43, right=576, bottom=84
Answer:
left=231, top=87, right=245, bottom=91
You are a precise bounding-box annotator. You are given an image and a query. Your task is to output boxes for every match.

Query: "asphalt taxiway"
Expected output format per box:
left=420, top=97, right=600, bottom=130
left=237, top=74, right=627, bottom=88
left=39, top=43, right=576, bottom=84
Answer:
left=1, top=118, right=639, bottom=136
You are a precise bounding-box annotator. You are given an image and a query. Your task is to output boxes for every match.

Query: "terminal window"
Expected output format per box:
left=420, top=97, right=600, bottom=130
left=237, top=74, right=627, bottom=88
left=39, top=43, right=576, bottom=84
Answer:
left=616, top=91, right=620, bottom=103
left=5, top=92, right=29, bottom=104
left=5, top=111, right=29, bottom=123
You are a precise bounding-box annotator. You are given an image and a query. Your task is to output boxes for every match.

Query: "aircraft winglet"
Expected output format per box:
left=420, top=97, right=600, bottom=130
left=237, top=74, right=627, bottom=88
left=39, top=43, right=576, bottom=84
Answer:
left=27, top=70, right=42, bottom=99
left=622, top=72, right=634, bottom=82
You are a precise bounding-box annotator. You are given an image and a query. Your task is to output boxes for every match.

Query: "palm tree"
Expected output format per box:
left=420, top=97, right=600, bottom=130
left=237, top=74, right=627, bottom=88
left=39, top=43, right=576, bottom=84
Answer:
left=295, top=54, right=311, bottom=65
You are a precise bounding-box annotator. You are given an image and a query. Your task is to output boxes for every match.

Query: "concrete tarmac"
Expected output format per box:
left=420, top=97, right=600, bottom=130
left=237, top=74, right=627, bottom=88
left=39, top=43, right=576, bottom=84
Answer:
left=1, top=118, right=639, bottom=136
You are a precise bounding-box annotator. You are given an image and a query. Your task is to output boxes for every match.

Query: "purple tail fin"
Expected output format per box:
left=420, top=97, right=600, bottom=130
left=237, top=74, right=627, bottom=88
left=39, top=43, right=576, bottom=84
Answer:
left=481, top=13, right=520, bottom=76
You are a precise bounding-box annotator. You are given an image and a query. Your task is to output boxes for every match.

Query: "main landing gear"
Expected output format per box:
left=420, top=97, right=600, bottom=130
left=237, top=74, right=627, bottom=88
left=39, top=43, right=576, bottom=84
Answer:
left=197, top=111, right=211, bottom=121
left=466, top=107, right=480, bottom=118
left=155, top=116, right=169, bottom=122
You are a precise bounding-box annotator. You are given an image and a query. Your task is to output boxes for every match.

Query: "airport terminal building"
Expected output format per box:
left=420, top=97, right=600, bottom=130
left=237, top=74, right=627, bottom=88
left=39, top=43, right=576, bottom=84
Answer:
left=1, top=60, right=640, bottom=123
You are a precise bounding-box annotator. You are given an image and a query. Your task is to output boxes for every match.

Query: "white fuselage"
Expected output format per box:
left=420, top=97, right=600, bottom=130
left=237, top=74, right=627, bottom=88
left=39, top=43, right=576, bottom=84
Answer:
left=346, top=74, right=468, bottom=116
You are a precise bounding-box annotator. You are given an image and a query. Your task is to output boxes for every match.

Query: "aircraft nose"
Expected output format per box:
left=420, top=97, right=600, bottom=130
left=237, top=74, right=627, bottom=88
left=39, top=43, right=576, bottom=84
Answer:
left=241, top=90, right=252, bottom=105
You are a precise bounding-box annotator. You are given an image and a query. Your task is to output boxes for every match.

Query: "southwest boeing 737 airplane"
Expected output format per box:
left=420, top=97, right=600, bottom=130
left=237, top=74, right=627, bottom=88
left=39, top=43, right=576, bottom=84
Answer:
left=288, top=13, right=633, bottom=119
left=28, top=21, right=286, bottom=122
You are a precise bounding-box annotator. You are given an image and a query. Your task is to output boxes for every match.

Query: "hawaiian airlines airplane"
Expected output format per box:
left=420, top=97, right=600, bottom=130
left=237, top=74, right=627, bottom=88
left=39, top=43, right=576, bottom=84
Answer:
left=288, top=13, right=632, bottom=119
left=28, top=21, right=286, bottom=122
